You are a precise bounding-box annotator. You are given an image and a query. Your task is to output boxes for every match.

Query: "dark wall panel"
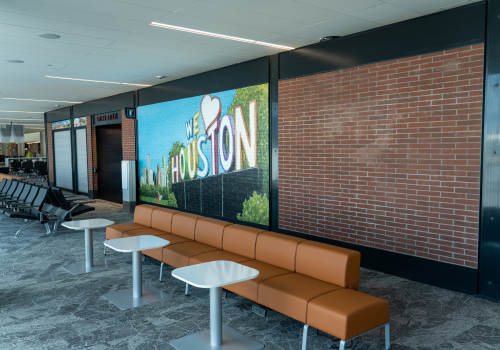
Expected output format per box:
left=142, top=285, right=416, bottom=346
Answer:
left=46, top=107, right=71, bottom=123
left=201, top=176, right=223, bottom=217
left=223, top=168, right=263, bottom=221
left=280, top=1, right=486, bottom=80
left=138, top=57, right=269, bottom=107
left=73, top=92, right=134, bottom=117
left=185, top=179, right=201, bottom=213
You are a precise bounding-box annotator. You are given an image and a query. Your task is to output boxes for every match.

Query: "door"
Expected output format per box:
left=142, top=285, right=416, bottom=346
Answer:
left=96, top=124, right=123, bottom=203
left=75, top=128, right=88, bottom=193
left=54, top=130, right=73, bottom=190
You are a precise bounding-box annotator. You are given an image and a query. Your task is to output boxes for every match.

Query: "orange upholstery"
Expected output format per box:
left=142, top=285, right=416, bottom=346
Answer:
left=222, top=225, right=266, bottom=259
left=189, top=250, right=251, bottom=265
left=258, top=273, right=341, bottom=323
left=295, top=241, right=361, bottom=290
left=151, top=207, right=179, bottom=232
left=224, top=260, right=294, bottom=302
left=133, top=205, right=156, bottom=227
left=195, top=218, right=231, bottom=249
left=307, top=289, right=390, bottom=340
left=0, top=174, right=23, bottom=180
left=163, top=241, right=220, bottom=268
left=106, top=223, right=147, bottom=239
left=171, top=212, right=202, bottom=240
left=255, top=231, right=306, bottom=271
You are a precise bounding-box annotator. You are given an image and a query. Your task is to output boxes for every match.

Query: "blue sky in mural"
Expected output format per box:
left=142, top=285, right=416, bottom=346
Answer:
left=138, top=89, right=237, bottom=181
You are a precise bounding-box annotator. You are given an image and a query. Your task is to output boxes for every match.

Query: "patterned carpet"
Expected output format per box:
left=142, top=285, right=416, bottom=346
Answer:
left=0, top=197, right=499, bottom=349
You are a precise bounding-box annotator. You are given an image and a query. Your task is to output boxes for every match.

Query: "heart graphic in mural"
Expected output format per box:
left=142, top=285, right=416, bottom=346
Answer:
left=200, top=94, right=222, bottom=132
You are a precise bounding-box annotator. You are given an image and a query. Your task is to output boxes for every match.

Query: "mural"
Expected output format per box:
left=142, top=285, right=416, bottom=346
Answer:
left=52, top=119, right=71, bottom=130
left=138, top=84, right=269, bottom=226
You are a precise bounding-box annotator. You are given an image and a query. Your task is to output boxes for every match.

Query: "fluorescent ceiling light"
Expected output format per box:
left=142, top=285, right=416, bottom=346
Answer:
left=45, top=76, right=151, bottom=87
left=2, top=98, right=83, bottom=103
left=0, top=110, right=43, bottom=114
left=150, top=22, right=295, bottom=50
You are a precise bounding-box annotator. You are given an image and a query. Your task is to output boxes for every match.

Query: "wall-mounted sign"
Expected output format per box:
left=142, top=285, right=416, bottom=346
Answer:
left=93, top=111, right=121, bottom=126
left=52, top=119, right=71, bottom=130
left=125, top=108, right=136, bottom=119
left=73, top=117, right=87, bottom=128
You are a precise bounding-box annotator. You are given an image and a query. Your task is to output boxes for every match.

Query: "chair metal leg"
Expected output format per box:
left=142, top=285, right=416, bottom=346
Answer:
left=53, top=220, right=63, bottom=234
left=45, top=223, right=51, bottom=234
left=339, top=340, right=346, bottom=350
left=185, top=283, right=189, bottom=296
left=159, top=262, right=164, bottom=282
left=385, top=323, right=390, bottom=349
left=15, top=221, right=38, bottom=237
left=0, top=214, right=7, bottom=223
left=104, top=239, right=107, bottom=255
left=302, top=324, right=309, bottom=350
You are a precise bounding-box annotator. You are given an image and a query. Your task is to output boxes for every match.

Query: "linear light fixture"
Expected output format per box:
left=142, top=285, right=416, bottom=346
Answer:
left=0, top=110, right=43, bottom=114
left=45, top=76, right=151, bottom=87
left=2, top=98, right=83, bottom=103
left=150, top=22, right=295, bottom=50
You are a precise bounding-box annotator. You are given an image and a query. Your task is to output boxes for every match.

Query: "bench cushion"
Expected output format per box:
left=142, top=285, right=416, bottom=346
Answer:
left=171, top=212, right=202, bottom=240
left=106, top=223, right=147, bottom=239
left=224, top=260, right=294, bottom=303
left=163, top=241, right=220, bottom=268
left=151, top=207, right=179, bottom=232
left=189, top=250, right=251, bottom=265
left=296, top=241, right=360, bottom=290
left=134, top=205, right=156, bottom=227
left=195, top=218, right=231, bottom=249
left=307, top=289, right=390, bottom=340
left=222, top=225, right=266, bottom=259
left=258, top=273, right=341, bottom=323
left=255, top=231, right=306, bottom=271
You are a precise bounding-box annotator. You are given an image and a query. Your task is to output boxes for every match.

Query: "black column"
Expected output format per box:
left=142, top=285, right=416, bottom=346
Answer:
left=269, top=55, right=279, bottom=231
left=70, top=107, right=78, bottom=194
left=479, top=0, right=500, bottom=300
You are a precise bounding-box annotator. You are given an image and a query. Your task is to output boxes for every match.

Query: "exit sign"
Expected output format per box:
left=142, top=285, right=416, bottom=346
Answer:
left=125, top=108, right=136, bottom=119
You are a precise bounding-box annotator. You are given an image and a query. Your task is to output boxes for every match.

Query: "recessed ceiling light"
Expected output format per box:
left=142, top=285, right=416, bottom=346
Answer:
left=38, top=33, right=60, bottom=39
left=55, top=105, right=60, bottom=107
left=45, top=76, right=151, bottom=87
left=5, top=60, right=23, bottom=63
left=2, top=98, right=82, bottom=103
left=0, top=110, right=43, bottom=114
left=150, top=22, right=294, bottom=50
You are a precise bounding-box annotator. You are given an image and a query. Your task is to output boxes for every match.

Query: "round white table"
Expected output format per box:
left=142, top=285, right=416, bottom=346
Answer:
left=61, top=219, right=117, bottom=275
left=103, top=235, right=171, bottom=310
left=171, top=260, right=263, bottom=350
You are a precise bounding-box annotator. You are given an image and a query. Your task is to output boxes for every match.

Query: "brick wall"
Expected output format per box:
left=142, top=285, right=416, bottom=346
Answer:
left=47, top=123, right=54, bottom=183
left=122, top=110, right=136, bottom=161
left=278, top=44, right=484, bottom=268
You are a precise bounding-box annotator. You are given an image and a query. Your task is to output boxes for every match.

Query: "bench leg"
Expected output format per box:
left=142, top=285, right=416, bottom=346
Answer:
left=104, top=240, right=107, bottom=255
left=302, top=324, right=309, bottom=350
left=185, top=283, right=189, bottom=296
left=159, top=262, right=164, bottom=282
left=339, top=340, right=346, bottom=350
left=385, top=323, right=390, bottom=349
left=15, top=220, right=38, bottom=237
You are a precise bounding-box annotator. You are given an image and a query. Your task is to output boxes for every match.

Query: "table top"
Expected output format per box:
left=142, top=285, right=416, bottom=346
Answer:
left=172, top=261, right=259, bottom=288
left=104, top=235, right=170, bottom=252
left=62, top=218, right=115, bottom=230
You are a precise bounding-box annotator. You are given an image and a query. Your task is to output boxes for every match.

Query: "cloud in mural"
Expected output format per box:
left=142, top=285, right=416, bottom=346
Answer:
left=200, top=94, right=222, bottom=132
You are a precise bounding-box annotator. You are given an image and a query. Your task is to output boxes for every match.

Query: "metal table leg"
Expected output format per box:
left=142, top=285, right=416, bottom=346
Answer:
left=210, top=287, right=222, bottom=346
left=62, top=228, right=117, bottom=275
left=103, top=249, right=170, bottom=310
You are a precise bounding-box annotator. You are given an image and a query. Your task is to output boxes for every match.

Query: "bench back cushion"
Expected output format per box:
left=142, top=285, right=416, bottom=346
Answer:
left=255, top=232, right=306, bottom=271
left=134, top=205, right=156, bottom=227
left=171, top=212, right=202, bottom=240
left=195, top=218, right=231, bottom=249
left=151, top=207, right=179, bottom=233
left=222, top=225, right=265, bottom=259
left=295, top=241, right=361, bottom=290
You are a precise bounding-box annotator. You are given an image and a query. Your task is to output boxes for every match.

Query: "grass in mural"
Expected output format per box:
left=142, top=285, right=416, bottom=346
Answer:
left=237, top=191, right=269, bottom=226
left=139, top=184, right=178, bottom=207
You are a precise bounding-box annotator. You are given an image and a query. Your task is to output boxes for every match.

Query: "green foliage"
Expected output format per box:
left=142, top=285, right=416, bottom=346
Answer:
left=139, top=184, right=178, bottom=207
left=227, top=84, right=269, bottom=196
left=237, top=191, right=269, bottom=226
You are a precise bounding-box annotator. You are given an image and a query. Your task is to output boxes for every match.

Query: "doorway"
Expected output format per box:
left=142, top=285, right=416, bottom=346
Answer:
left=96, top=124, right=122, bottom=204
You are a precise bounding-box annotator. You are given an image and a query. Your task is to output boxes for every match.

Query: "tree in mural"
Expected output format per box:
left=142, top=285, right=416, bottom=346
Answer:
left=237, top=191, right=269, bottom=226
left=228, top=84, right=269, bottom=196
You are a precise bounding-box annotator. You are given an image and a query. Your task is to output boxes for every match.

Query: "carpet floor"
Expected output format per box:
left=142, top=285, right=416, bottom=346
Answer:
left=0, top=197, right=499, bottom=349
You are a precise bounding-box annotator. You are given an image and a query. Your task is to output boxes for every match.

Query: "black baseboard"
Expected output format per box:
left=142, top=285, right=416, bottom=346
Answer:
left=276, top=228, right=478, bottom=295
left=123, top=201, right=136, bottom=213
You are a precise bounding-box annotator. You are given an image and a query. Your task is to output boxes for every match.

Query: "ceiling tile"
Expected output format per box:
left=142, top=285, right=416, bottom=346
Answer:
left=113, top=0, right=198, bottom=12
left=351, top=3, right=420, bottom=25
left=105, top=41, right=212, bottom=61
left=315, top=14, right=380, bottom=34
left=283, top=25, right=341, bottom=41
left=383, top=0, right=480, bottom=14
left=295, top=0, right=385, bottom=13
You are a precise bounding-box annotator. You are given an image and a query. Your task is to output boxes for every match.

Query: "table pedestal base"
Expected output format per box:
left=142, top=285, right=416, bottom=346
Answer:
left=103, top=285, right=171, bottom=310
left=170, top=325, right=264, bottom=350
left=62, top=259, right=117, bottom=275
